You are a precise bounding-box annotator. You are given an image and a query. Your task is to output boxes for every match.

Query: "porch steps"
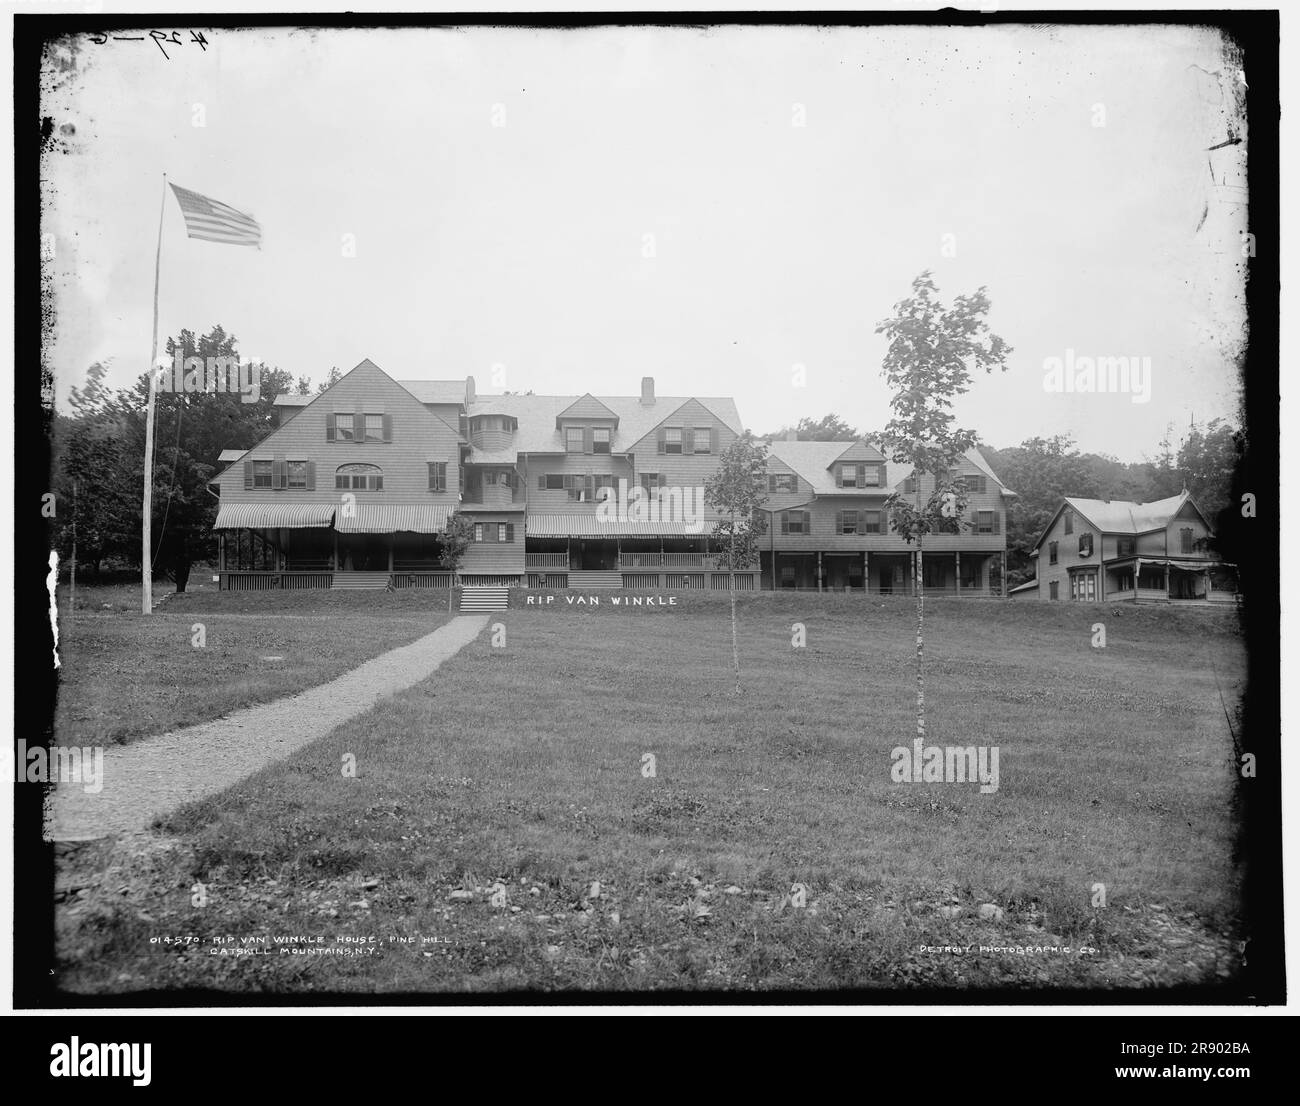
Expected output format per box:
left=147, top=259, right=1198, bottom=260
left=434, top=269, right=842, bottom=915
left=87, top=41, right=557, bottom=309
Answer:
left=331, top=572, right=392, bottom=591
left=567, top=571, right=623, bottom=589
left=460, top=586, right=510, bottom=612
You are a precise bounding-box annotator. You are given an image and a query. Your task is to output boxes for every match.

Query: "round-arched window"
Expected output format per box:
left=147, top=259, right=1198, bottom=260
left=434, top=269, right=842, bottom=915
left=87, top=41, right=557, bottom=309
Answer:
left=335, top=463, right=383, bottom=491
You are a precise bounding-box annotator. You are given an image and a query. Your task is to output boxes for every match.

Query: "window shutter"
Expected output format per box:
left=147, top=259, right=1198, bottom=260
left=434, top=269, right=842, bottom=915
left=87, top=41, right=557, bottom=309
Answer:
left=780, top=513, right=789, bottom=535
left=306, top=461, right=316, bottom=491
left=683, top=428, right=695, bottom=454
left=272, top=460, right=287, bottom=490
left=428, top=463, right=437, bottom=491
left=382, top=414, right=392, bottom=442
left=992, top=511, right=1001, bottom=534
left=582, top=426, right=593, bottom=454
left=710, top=426, right=718, bottom=453
left=538, top=475, right=546, bottom=490
left=326, top=413, right=336, bottom=442
left=856, top=511, right=866, bottom=536
left=243, top=461, right=253, bottom=490
left=803, top=511, right=811, bottom=533
left=584, top=475, right=595, bottom=501
left=857, top=464, right=866, bottom=487
left=355, top=407, right=365, bottom=444
left=658, top=473, right=667, bottom=488
left=657, top=428, right=666, bottom=454
left=506, top=523, right=515, bottom=543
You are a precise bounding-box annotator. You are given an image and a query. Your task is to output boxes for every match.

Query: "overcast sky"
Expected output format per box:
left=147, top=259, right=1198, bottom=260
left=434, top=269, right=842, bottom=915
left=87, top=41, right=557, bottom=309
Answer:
left=41, top=22, right=1247, bottom=460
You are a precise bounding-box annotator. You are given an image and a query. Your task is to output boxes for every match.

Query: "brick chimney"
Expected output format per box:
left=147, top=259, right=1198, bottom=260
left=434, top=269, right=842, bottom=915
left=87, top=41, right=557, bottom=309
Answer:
left=640, top=376, right=654, bottom=406
left=465, top=376, right=476, bottom=404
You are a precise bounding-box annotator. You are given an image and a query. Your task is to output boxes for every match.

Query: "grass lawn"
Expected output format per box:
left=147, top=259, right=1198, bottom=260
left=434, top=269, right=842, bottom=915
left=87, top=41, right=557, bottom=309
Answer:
left=54, top=583, right=454, bottom=746
left=54, top=594, right=1248, bottom=995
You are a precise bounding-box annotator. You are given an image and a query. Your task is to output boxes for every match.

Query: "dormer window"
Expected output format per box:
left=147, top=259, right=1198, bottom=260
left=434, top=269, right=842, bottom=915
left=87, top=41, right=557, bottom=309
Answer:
left=593, top=428, right=611, bottom=454
left=566, top=427, right=584, bottom=453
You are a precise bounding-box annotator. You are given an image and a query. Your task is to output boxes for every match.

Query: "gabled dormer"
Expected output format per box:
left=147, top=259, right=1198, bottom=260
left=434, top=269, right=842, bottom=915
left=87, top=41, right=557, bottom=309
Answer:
left=556, top=394, right=619, bottom=455
left=828, top=441, right=887, bottom=490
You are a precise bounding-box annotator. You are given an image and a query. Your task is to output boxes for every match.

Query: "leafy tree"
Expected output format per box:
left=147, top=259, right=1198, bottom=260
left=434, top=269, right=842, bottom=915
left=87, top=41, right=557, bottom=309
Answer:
left=768, top=413, right=861, bottom=442
left=876, top=272, right=1011, bottom=742
left=437, top=511, right=476, bottom=612
left=704, top=432, right=769, bottom=695
left=112, top=326, right=293, bottom=592
left=315, top=366, right=344, bottom=394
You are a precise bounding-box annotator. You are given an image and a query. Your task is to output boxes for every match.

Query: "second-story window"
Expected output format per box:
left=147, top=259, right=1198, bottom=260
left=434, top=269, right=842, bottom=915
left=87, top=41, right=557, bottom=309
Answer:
left=1118, top=536, right=1136, bottom=557
left=1180, top=527, right=1194, bottom=554
left=566, top=427, right=584, bottom=453
left=1078, top=533, right=1094, bottom=557
left=864, top=510, right=882, bottom=534
left=593, top=428, right=611, bottom=454
left=335, top=463, right=383, bottom=491
left=365, top=414, right=385, bottom=442
left=287, top=461, right=307, bottom=489
left=333, top=413, right=354, bottom=441
left=252, top=460, right=272, bottom=488
left=902, top=476, right=916, bottom=494
left=427, top=462, right=447, bottom=491
left=768, top=474, right=797, bottom=493
left=1048, top=540, right=1058, bottom=564
left=693, top=427, right=712, bottom=454
left=664, top=428, right=682, bottom=454
left=977, top=510, right=997, bottom=534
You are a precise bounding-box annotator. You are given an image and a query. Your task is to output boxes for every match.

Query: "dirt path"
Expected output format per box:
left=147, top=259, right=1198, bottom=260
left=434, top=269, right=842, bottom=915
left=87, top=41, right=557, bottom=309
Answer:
left=47, top=615, right=488, bottom=841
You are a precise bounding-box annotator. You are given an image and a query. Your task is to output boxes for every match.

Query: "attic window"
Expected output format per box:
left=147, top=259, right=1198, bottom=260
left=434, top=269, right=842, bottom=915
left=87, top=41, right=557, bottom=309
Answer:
left=565, top=427, right=584, bottom=453
left=593, top=428, right=611, bottom=454
left=1064, top=510, right=1074, bottom=535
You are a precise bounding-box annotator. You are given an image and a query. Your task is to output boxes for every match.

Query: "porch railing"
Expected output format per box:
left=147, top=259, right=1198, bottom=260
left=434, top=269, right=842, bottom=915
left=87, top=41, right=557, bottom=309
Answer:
left=525, top=553, right=570, bottom=569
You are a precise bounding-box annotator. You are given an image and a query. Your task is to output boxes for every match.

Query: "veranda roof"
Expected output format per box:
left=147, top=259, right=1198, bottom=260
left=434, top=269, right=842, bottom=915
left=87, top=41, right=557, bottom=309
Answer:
left=212, top=503, right=336, bottom=529
left=333, top=504, right=454, bottom=534
left=526, top=514, right=712, bottom=537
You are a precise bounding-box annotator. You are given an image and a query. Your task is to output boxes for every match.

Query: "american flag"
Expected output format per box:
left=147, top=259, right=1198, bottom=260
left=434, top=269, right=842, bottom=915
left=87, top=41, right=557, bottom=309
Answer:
left=168, top=183, right=262, bottom=247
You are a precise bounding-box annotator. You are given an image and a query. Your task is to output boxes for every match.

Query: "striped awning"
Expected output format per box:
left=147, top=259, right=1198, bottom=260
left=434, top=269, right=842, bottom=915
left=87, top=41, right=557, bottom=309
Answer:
left=334, top=504, right=453, bottom=534
left=526, top=514, right=711, bottom=537
left=212, top=503, right=336, bottom=529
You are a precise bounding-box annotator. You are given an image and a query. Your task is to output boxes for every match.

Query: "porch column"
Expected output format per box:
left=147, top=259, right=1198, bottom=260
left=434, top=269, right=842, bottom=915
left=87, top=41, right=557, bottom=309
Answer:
left=1165, top=564, right=1170, bottom=600
left=955, top=551, right=961, bottom=597
left=772, top=551, right=778, bottom=592
left=863, top=550, right=869, bottom=595
left=218, top=533, right=226, bottom=572
left=1000, top=551, right=1006, bottom=598
left=817, top=551, right=823, bottom=593
left=388, top=537, right=394, bottom=572
left=333, top=531, right=339, bottom=571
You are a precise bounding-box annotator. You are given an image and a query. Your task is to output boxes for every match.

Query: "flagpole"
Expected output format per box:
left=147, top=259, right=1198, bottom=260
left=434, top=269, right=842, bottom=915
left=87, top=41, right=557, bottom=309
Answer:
left=142, top=172, right=167, bottom=614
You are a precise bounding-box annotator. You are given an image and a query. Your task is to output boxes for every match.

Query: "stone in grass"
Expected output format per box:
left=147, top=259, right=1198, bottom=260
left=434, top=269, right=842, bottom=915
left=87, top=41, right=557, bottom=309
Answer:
left=979, top=903, right=1004, bottom=922
left=939, top=905, right=963, bottom=920
left=723, top=886, right=743, bottom=896
left=448, top=889, right=474, bottom=902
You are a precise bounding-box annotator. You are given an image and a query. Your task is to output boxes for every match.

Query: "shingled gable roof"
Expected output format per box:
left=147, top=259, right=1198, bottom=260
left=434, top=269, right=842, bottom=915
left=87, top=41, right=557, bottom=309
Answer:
left=770, top=440, right=1016, bottom=498
left=555, top=393, right=619, bottom=425
left=462, top=392, right=743, bottom=463
left=1028, top=491, right=1209, bottom=556
left=217, top=359, right=464, bottom=475
left=273, top=377, right=470, bottom=407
